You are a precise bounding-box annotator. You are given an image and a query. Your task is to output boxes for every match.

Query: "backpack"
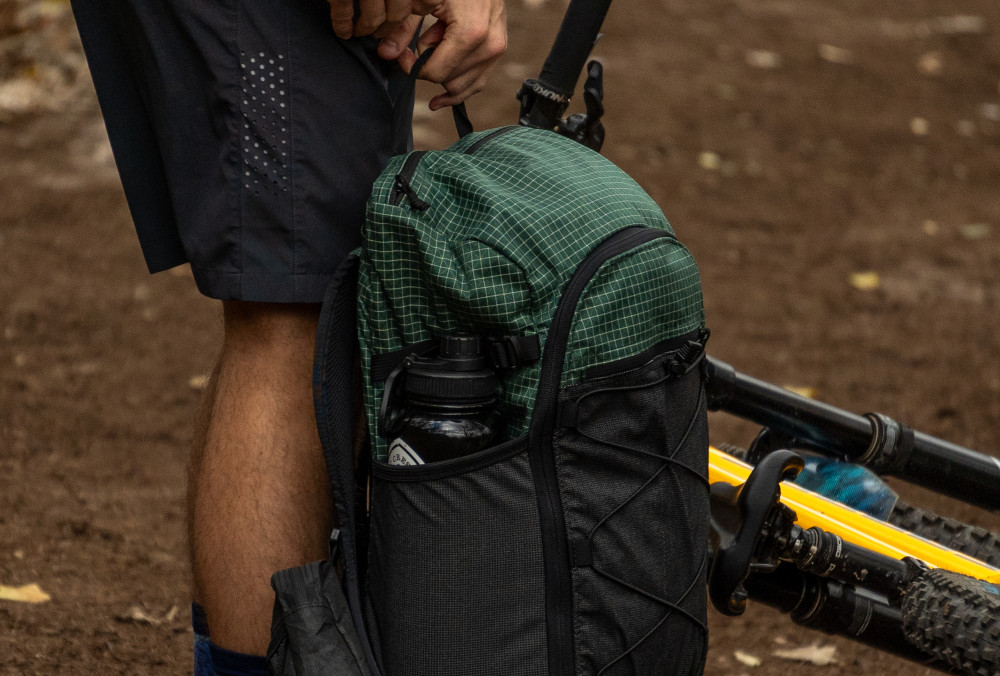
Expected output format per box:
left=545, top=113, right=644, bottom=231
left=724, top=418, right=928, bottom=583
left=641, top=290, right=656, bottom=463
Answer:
left=273, top=125, right=710, bottom=676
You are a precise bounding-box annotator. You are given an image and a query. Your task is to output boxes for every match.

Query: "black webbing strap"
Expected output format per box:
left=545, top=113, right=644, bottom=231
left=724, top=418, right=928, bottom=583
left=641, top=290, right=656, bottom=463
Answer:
left=487, top=334, right=541, bottom=370
left=312, top=254, right=381, bottom=675
left=410, top=46, right=473, bottom=138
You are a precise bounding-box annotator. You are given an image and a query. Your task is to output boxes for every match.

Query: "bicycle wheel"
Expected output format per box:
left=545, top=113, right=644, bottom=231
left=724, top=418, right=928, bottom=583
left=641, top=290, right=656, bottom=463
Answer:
left=889, top=501, right=1000, bottom=568
left=902, top=568, right=1000, bottom=675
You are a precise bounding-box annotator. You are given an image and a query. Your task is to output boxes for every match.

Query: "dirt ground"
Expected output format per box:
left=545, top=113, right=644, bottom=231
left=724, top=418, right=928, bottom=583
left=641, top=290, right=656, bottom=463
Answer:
left=1, top=0, right=999, bottom=674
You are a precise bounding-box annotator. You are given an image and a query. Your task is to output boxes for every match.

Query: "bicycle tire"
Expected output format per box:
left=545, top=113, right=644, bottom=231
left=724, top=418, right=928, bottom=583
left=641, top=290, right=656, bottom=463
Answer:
left=888, top=501, right=1000, bottom=568
left=901, top=568, right=1000, bottom=675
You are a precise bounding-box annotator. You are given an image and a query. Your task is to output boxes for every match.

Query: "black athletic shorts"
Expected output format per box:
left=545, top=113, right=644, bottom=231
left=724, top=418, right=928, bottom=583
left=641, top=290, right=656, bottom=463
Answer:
left=72, top=0, right=414, bottom=302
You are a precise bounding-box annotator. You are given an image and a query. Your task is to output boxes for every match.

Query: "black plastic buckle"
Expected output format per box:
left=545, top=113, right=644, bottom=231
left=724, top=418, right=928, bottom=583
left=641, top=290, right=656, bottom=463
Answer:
left=486, top=334, right=541, bottom=370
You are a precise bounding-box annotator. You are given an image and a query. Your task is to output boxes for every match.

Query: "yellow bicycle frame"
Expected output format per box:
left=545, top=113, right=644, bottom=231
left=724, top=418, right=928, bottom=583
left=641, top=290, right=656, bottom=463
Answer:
left=709, top=446, right=1000, bottom=584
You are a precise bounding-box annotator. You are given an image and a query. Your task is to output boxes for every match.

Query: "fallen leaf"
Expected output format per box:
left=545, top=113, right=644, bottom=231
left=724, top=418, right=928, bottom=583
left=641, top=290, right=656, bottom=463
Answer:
left=917, top=51, right=943, bottom=76
left=980, top=103, right=1000, bottom=122
left=0, top=583, right=51, bottom=604
left=773, top=643, right=838, bottom=666
left=783, top=385, right=817, bottom=399
left=116, top=604, right=179, bottom=625
left=133, top=284, right=151, bottom=302
left=734, top=650, right=762, bottom=667
left=933, top=15, right=985, bottom=35
left=960, top=223, right=991, bottom=240
left=849, top=271, right=880, bottom=290
left=818, top=44, right=852, bottom=65
left=910, top=117, right=929, bottom=136
left=188, top=374, right=210, bottom=391
left=745, top=50, right=782, bottom=70
left=699, top=151, right=721, bottom=170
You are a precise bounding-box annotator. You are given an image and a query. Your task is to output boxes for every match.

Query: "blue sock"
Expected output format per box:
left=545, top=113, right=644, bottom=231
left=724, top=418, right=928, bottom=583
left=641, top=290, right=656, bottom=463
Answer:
left=192, top=603, right=269, bottom=676
left=192, top=603, right=214, bottom=676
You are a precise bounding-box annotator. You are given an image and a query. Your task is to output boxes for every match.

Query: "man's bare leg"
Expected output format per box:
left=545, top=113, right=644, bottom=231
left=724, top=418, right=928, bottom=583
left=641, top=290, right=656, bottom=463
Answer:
left=187, top=301, right=333, bottom=655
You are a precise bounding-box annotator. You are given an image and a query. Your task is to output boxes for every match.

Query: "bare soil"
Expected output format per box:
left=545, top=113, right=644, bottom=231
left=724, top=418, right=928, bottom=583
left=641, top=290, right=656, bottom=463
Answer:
left=2, top=0, right=999, bottom=674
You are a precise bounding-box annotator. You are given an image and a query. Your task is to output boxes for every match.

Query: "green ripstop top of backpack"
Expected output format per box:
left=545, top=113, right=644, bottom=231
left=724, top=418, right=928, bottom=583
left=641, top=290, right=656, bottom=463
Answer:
left=358, top=125, right=705, bottom=461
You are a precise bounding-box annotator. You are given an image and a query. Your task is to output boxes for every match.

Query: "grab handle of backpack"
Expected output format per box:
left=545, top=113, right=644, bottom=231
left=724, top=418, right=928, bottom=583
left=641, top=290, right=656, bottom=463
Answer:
left=410, top=47, right=473, bottom=138
left=519, top=0, right=613, bottom=130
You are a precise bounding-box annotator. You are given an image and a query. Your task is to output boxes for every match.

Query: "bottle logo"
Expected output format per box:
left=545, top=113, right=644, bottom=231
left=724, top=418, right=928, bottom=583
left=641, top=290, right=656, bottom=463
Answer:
left=387, top=438, right=425, bottom=466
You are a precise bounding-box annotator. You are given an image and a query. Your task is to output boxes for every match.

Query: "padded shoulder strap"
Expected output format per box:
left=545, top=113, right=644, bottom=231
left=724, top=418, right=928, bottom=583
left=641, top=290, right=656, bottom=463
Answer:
left=313, top=254, right=380, bottom=674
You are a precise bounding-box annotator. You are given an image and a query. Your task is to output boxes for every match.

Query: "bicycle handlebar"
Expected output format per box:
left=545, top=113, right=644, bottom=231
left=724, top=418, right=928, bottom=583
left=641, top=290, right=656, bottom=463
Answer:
left=706, top=357, right=1000, bottom=513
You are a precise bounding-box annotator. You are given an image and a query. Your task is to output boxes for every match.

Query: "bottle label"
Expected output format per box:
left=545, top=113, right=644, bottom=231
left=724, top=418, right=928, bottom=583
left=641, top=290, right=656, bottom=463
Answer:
left=387, top=438, right=425, bottom=466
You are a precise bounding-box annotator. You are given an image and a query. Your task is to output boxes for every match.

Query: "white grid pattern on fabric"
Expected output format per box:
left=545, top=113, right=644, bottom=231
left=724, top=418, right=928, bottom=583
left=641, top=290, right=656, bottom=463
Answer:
left=356, top=127, right=704, bottom=460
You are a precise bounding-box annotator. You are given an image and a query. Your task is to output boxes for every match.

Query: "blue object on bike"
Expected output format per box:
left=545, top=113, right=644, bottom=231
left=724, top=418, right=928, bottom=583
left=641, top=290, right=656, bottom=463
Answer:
left=793, top=455, right=899, bottom=519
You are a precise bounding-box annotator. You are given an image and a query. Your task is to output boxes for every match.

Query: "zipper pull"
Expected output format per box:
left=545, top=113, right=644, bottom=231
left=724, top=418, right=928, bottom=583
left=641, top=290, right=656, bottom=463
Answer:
left=393, top=174, right=430, bottom=211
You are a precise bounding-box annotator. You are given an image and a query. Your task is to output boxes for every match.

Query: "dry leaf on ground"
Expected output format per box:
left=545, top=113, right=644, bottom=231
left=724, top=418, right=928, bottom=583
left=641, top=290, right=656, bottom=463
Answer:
left=746, top=50, right=782, bottom=69
left=116, top=604, right=179, bottom=625
left=773, top=643, right=838, bottom=666
left=849, top=271, right=880, bottom=290
left=917, top=51, right=943, bottom=76
left=960, top=223, right=991, bottom=240
left=699, top=151, right=721, bottom=170
left=910, top=117, right=929, bottom=135
left=0, top=583, right=51, bottom=603
left=818, top=44, right=852, bottom=65
left=188, top=374, right=210, bottom=390
left=734, top=649, right=762, bottom=667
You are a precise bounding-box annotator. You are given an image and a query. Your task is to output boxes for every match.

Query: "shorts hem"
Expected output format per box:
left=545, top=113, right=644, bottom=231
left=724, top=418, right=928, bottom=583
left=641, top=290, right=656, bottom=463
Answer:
left=190, top=266, right=332, bottom=303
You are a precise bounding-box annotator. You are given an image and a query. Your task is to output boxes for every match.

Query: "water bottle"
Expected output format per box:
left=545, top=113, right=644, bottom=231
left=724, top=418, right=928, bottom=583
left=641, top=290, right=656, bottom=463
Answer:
left=793, top=454, right=898, bottom=519
left=386, top=334, right=501, bottom=466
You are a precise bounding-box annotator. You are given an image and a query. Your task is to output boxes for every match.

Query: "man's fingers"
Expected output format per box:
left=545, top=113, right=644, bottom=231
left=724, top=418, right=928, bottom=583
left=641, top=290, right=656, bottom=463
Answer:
left=357, top=0, right=411, bottom=37
left=413, top=20, right=446, bottom=57
left=377, top=14, right=423, bottom=61
left=410, top=5, right=506, bottom=84
left=328, top=0, right=354, bottom=39
left=353, top=2, right=386, bottom=37
left=383, top=0, right=411, bottom=26
left=395, top=0, right=507, bottom=110
left=415, top=24, right=483, bottom=83
left=429, top=70, right=491, bottom=110
left=329, top=0, right=413, bottom=40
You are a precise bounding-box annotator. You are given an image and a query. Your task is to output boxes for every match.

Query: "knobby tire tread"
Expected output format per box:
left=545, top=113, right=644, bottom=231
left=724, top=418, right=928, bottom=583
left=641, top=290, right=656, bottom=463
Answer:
left=888, top=501, right=1000, bottom=568
left=902, top=568, right=1000, bottom=676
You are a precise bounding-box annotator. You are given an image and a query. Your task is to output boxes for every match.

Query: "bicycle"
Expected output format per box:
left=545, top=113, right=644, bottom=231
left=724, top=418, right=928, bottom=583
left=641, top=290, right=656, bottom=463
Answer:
left=515, top=0, right=1000, bottom=673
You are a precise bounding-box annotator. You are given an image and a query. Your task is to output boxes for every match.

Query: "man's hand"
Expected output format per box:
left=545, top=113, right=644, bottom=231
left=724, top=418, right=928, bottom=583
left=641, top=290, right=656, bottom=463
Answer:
left=378, top=0, right=507, bottom=111
left=328, top=0, right=410, bottom=40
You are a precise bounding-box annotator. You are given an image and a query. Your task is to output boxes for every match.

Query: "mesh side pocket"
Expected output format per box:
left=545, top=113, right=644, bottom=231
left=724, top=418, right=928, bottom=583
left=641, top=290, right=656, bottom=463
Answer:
left=365, top=441, right=548, bottom=676
left=554, top=353, right=710, bottom=676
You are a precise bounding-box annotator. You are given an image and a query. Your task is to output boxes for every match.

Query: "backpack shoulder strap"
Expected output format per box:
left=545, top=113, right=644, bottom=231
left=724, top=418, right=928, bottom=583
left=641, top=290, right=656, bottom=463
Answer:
left=313, top=253, right=380, bottom=675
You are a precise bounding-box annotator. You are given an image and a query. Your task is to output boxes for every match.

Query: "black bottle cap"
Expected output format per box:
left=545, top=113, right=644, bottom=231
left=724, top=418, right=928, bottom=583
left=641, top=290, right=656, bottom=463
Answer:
left=404, top=333, right=497, bottom=406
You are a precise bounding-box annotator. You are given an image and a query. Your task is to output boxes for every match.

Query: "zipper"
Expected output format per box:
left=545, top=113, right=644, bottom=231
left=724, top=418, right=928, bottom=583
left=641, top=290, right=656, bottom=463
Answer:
left=528, top=225, right=673, bottom=676
left=389, top=127, right=521, bottom=208
left=390, top=150, right=429, bottom=208
left=464, top=125, right=519, bottom=154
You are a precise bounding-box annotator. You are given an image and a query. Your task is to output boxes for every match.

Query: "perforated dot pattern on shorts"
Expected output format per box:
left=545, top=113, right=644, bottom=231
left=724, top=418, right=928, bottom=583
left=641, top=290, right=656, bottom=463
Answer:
left=239, top=50, right=290, bottom=198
